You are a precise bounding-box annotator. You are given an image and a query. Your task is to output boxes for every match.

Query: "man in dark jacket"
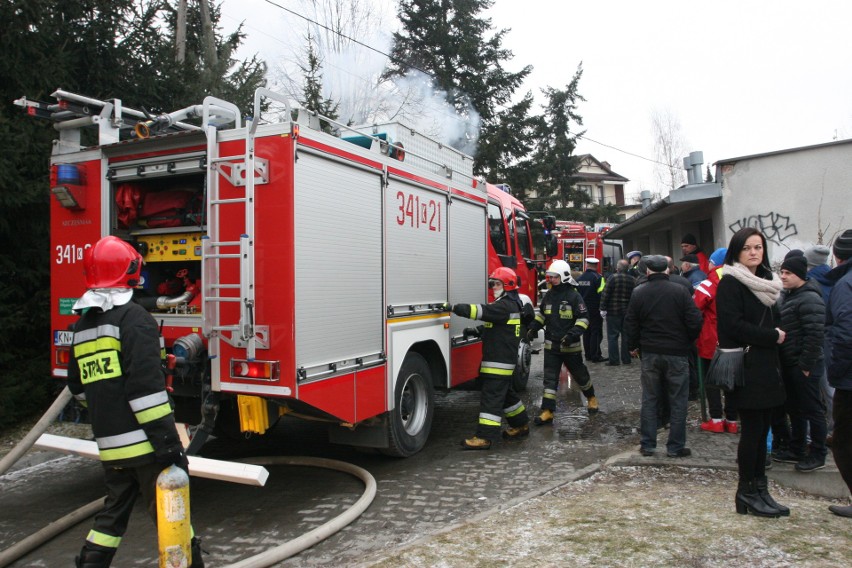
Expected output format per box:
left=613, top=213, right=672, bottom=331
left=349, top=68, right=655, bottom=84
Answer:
left=775, top=255, right=827, bottom=472
left=577, top=257, right=606, bottom=363
left=68, top=237, right=203, bottom=568
left=600, top=259, right=635, bottom=366
left=624, top=255, right=703, bottom=458
left=824, top=229, right=852, bottom=517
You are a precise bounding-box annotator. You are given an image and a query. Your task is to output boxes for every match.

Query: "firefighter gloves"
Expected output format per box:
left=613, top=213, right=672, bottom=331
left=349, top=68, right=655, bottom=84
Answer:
left=561, top=333, right=578, bottom=347
left=463, top=327, right=481, bottom=339
left=156, top=446, right=189, bottom=471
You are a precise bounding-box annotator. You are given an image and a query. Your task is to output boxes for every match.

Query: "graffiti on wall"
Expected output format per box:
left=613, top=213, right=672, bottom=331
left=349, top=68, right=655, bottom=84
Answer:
left=728, top=212, right=798, bottom=245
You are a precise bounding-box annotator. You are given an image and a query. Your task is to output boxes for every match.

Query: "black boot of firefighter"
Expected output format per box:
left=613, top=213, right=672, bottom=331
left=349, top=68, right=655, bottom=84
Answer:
left=190, top=537, right=206, bottom=568
left=75, top=544, right=116, bottom=568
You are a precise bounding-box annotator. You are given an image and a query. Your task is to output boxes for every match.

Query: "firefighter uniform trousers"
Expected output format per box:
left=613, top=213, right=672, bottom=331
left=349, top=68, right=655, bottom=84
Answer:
left=477, top=373, right=529, bottom=440
left=92, top=463, right=165, bottom=550
left=541, top=346, right=594, bottom=411
left=453, top=296, right=530, bottom=440
left=531, top=283, right=596, bottom=411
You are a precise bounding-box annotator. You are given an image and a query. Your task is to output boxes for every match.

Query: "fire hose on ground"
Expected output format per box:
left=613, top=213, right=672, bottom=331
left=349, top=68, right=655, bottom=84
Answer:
left=0, top=387, right=377, bottom=568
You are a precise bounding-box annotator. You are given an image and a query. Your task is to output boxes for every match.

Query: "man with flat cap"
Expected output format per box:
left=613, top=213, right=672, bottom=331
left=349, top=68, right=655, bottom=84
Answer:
left=577, top=257, right=606, bottom=363
left=680, top=253, right=708, bottom=288
left=625, top=255, right=703, bottom=458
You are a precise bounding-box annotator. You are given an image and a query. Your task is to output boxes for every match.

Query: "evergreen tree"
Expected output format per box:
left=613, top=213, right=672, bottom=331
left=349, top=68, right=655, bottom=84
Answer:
left=476, top=92, right=542, bottom=200
left=156, top=1, right=267, bottom=116
left=705, top=164, right=714, bottom=183
left=298, top=33, right=340, bottom=130
left=384, top=0, right=531, bottom=174
left=582, top=203, right=621, bottom=225
left=528, top=65, right=586, bottom=218
left=0, top=0, right=265, bottom=427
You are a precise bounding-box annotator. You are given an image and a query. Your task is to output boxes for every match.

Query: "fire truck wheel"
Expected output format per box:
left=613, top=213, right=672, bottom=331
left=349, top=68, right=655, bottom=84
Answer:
left=381, top=352, right=435, bottom=457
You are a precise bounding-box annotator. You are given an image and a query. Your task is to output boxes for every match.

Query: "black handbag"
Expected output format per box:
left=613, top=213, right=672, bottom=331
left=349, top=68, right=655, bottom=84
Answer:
left=706, top=307, right=767, bottom=391
left=705, top=346, right=749, bottom=392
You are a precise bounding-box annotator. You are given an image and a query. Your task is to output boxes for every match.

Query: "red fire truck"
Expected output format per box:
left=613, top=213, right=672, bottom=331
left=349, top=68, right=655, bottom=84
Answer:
left=19, top=88, right=539, bottom=457
left=543, top=219, right=608, bottom=273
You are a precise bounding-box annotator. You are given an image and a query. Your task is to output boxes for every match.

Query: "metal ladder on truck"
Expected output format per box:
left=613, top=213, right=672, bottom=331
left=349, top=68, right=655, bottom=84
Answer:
left=202, top=89, right=289, bottom=387
left=585, top=231, right=597, bottom=270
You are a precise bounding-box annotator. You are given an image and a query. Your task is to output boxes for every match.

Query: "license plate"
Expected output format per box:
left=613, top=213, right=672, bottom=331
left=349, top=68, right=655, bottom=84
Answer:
left=54, top=330, right=74, bottom=346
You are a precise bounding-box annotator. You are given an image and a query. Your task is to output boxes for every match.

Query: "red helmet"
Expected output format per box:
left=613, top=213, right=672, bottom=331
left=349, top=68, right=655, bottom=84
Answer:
left=83, top=236, right=143, bottom=289
left=489, top=267, right=519, bottom=291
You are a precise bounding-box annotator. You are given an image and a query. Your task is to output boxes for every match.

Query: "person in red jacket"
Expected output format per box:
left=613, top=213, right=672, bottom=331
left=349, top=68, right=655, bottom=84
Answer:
left=695, top=247, right=738, bottom=433
left=681, top=233, right=710, bottom=274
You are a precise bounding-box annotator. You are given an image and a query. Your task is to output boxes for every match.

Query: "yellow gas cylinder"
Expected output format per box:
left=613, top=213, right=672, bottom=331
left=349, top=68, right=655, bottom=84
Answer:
left=156, top=464, right=192, bottom=568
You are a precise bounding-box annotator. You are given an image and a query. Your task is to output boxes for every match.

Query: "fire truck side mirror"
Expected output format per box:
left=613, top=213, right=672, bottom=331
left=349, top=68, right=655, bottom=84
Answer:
left=545, top=234, right=558, bottom=258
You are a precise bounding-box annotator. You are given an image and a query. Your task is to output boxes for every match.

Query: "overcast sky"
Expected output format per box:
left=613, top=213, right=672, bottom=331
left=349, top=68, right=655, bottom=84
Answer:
left=221, top=0, right=852, bottom=200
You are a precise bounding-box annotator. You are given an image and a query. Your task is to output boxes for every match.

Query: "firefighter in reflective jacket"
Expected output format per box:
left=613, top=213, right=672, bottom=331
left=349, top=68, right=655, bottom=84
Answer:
left=528, top=259, right=600, bottom=424
left=67, top=236, right=204, bottom=568
left=449, top=267, right=532, bottom=450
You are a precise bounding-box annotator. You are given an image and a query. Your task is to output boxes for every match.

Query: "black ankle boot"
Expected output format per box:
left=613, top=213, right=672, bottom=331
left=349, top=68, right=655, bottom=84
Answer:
left=735, top=480, right=782, bottom=518
left=190, top=537, right=206, bottom=568
left=75, top=545, right=116, bottom=568
left=756, top=475, right=790, bottom=516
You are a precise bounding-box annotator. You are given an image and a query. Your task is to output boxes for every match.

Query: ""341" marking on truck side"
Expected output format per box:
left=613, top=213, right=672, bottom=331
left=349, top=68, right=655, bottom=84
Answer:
left=396, top=191, right=442, bottom=232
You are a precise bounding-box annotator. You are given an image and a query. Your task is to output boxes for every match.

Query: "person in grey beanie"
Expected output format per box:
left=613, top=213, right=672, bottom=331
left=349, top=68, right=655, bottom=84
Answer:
left=806, top=244, right=836, bottom=444
left=805, top=245, right=833, bottom=303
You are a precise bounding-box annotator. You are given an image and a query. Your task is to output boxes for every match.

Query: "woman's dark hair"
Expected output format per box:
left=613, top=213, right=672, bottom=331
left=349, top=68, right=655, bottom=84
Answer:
left=724, top=227, right=772, bottom=278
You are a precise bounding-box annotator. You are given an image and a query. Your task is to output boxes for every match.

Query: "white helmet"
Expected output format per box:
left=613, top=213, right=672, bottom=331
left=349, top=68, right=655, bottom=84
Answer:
left=546, top=259, right=578, bottom=285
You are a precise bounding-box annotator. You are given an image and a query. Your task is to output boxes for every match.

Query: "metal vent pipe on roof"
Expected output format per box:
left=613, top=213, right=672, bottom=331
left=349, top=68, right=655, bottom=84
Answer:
left=682, top=151, right=704, bottom=185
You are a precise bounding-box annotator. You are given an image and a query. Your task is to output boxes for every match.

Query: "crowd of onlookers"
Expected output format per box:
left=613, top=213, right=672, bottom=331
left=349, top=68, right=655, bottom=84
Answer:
left=579, top=229, right=852, bottom=519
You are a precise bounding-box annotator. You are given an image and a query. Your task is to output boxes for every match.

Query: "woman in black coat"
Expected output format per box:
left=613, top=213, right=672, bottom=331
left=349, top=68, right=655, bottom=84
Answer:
left=716, top=227, right=788, bottom=517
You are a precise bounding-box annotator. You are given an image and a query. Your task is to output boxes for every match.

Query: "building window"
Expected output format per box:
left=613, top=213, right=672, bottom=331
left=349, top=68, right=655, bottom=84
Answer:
left=614, top=184, right=625, bottom=206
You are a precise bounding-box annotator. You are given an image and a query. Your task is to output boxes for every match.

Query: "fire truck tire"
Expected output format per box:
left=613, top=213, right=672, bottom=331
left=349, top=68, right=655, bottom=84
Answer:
left=512, top=340, right=532, bottom=392
left=381, top=352, right=434, bottom=457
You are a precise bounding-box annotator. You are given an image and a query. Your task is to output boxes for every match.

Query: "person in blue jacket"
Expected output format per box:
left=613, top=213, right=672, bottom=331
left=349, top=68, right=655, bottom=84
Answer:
left=823, top=230, right=852, bottom=518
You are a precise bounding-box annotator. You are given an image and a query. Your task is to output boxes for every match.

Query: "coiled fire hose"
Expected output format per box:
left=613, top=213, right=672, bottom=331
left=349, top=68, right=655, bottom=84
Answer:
left=0, top=388, right=377, bottom=568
